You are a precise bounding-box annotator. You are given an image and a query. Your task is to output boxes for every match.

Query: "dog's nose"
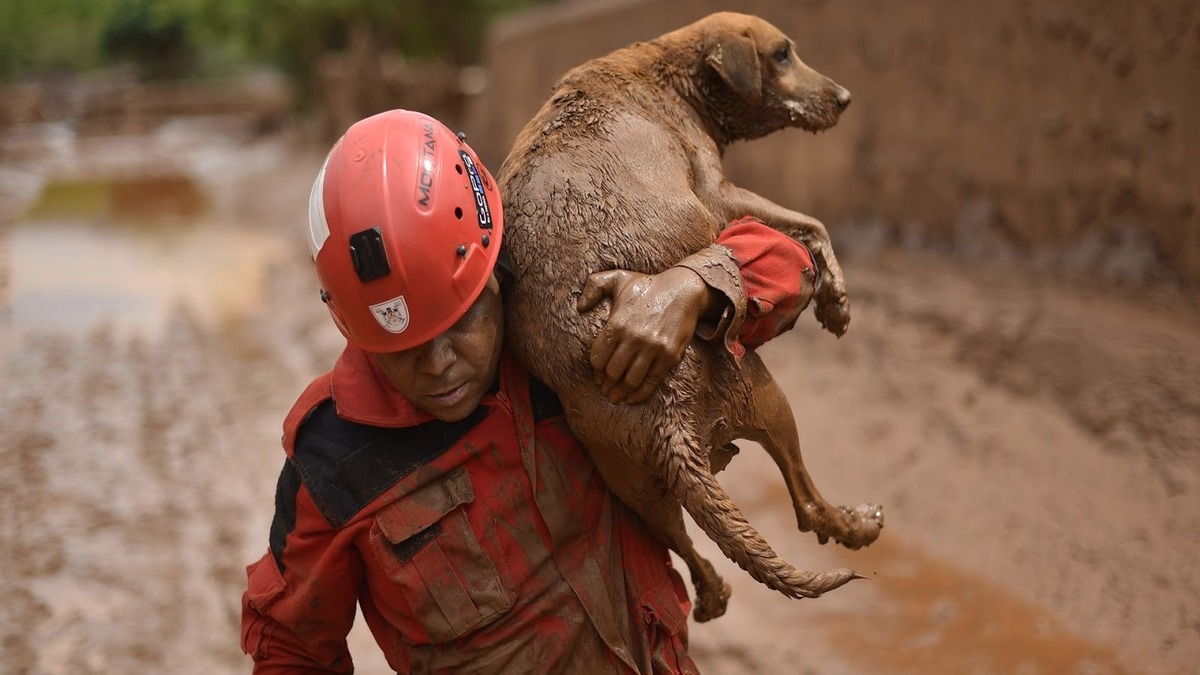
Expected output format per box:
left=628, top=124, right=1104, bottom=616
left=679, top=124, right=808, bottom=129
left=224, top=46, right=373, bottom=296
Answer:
left=834, top=87, right=852, bottom=110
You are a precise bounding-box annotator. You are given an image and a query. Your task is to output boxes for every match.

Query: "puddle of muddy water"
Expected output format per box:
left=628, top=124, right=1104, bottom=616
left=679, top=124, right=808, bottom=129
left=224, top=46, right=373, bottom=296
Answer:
left=707, top=466, right=1145, bottom=675
left=22, top=175, right=209, bottom=222
left=3, top=174, right=289, bottom=339
left=817, top=535, right=1139, bottom=675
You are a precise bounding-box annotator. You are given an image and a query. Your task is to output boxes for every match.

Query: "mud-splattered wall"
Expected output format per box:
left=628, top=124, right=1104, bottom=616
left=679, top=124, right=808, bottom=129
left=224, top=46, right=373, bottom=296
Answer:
left=465, top=0, right=1200, bottom=284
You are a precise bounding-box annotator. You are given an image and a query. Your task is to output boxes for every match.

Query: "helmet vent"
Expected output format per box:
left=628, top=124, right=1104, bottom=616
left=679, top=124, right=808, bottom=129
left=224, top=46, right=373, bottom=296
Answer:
left=348, top=227, right=392, bottom=282
left=454, top=207, right=463, bottom=219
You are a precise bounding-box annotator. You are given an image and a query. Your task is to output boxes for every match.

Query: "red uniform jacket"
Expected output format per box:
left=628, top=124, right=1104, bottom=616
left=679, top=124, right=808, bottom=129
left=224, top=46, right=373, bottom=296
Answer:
left=241, top=221, right=814, bottom=674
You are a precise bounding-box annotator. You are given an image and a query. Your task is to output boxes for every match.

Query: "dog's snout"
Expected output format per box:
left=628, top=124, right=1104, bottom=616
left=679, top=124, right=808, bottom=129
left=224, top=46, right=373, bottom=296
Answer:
left=834, top=86, right=851, bottom=111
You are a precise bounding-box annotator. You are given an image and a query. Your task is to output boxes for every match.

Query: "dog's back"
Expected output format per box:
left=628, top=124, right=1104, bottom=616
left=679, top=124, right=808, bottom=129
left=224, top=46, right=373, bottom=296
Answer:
left=501, top=38, right=727, bottom=391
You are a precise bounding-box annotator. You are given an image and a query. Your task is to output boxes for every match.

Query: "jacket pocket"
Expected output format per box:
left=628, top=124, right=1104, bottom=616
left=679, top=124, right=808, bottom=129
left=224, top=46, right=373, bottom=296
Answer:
left=241, top=554, right=287, bottom=658
left=369, top=468, right=511, bottom=643
left=639, top=573, right=696, bottom=674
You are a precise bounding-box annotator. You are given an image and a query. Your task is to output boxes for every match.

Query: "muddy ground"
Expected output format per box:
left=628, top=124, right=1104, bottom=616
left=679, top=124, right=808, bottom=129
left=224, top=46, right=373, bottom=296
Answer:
left=0, top=123, right=1196, bottom=675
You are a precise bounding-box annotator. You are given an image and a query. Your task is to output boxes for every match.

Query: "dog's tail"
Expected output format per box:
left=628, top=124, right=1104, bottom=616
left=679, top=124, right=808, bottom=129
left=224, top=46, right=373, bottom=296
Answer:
left=661, top=431, right=864, bottom=599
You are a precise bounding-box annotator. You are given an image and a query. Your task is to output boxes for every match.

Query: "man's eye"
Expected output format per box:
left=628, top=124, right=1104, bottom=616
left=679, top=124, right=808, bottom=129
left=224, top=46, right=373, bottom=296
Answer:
left=451, top=288, right=493, bottom=331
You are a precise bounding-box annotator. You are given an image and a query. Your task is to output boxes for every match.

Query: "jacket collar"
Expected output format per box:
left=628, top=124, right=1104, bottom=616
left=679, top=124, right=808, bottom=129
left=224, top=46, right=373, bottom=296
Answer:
left=328, top=345, right=436, bottom=428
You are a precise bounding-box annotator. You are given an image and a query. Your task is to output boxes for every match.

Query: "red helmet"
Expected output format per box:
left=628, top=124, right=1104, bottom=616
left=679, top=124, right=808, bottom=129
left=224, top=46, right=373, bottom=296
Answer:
left=308, top=109, right=503, bottom=352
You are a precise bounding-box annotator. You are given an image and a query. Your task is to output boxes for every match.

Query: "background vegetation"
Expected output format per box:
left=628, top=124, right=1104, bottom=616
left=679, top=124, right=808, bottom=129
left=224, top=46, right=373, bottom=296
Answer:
left=0, top=0, right=551, bottom=83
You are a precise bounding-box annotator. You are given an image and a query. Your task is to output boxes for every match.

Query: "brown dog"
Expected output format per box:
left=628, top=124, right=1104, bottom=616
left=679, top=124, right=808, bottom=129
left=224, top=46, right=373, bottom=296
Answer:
left=498, top=12, right=883, bottom=622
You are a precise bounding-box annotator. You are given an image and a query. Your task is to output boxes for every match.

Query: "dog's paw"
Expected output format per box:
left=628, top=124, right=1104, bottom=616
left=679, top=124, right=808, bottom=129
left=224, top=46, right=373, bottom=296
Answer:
left=692, top=580, right=732, bottom=623
left=830, top=503, right=884, bottom=550
left=814, top=280, right=850, bottom=337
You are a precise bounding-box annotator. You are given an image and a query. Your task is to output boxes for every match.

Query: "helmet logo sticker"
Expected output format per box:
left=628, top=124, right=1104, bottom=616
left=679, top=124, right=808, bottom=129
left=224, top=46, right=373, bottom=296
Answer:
left=415, top=121, right=437, bottom=211
left=459, top=150, right=493, bottom=230
left=370, top=295, right=411, bottom=334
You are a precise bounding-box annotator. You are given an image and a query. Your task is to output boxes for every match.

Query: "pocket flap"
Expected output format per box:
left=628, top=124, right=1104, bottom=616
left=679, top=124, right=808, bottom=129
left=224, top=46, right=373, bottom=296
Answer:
left=245, top=554, right=287, bottom=611
left=376, top=469, right=475, bottom=543
left=639, top=574, right=689, bottom=636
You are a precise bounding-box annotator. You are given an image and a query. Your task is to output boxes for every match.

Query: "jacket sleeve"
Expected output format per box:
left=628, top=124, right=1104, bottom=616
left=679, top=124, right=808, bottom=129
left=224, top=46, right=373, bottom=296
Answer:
left=670, top=216, right=816, bottom=355
left=241, top=459, right=362, bottom=675
left=719, top=216, right=817, bottom=349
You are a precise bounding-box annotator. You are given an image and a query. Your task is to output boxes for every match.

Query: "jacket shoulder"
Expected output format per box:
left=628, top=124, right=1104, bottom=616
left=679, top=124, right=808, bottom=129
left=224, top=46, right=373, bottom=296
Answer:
left=289, top=398, right=488, bottom=527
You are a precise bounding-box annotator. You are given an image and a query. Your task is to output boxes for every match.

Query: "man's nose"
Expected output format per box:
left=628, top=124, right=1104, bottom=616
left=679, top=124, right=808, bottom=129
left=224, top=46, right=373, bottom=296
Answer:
left=418, top=334, right=457, bottom=376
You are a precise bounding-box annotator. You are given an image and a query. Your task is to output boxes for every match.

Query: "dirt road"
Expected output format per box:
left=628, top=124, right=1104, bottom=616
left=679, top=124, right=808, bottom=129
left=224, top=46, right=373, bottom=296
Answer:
left=1, top=125, right=1196, bottom=674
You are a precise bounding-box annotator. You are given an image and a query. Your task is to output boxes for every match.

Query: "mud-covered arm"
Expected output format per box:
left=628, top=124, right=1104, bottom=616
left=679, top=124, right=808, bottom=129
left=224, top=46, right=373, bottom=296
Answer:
left=577, top=263, right=718, bottom=404
left=577, top=216, right=815, bottom=404
left=241, top=460, right=360, bottom=674
left=667, top=239, right=746, bottom=346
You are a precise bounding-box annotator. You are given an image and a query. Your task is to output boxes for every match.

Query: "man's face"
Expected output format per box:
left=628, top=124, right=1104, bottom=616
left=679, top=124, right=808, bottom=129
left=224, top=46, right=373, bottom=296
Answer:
left=374, top=274, right=504, bottom=422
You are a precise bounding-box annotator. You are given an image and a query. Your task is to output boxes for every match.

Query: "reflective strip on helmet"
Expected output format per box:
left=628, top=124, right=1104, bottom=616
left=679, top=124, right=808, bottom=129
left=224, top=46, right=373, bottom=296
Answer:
left=308, top=155, right=332, bottom=260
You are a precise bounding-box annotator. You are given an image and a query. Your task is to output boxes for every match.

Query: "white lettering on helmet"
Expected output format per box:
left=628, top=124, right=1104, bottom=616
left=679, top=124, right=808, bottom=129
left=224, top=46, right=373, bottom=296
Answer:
left=458, top=150, right=492, bottom=229
left=370, top=295, right=410, bottom=334
left=307, top=150, right=333, bottom=260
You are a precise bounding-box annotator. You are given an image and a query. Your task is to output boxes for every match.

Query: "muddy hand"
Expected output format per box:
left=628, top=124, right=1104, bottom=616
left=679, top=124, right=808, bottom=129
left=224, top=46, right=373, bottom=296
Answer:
left=577, top=267, right=711, bottom=404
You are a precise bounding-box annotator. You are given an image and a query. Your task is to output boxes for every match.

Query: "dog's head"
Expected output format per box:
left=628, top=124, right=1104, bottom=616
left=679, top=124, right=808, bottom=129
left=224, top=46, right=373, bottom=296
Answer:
left=688, top=12, right=850, bottom=142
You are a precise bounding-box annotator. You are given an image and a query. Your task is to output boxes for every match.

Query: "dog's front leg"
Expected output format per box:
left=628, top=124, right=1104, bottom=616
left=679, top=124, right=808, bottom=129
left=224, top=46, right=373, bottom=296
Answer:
left=718, top=184, right=850, bottom=337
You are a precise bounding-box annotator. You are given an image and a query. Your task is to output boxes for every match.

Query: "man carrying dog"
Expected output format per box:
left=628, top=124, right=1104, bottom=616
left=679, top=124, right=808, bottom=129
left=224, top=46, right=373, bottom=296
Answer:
left=240, top=109, right=819, bottom=674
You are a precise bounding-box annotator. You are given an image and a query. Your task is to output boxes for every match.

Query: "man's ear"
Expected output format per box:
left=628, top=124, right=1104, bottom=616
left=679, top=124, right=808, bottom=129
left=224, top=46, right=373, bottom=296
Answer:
left=705, top=34, right=761, bottom=100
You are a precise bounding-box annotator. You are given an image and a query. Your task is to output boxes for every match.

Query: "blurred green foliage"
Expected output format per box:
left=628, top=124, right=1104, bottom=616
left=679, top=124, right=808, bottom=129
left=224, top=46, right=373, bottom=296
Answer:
left=0, top=0, right=550, bottom=83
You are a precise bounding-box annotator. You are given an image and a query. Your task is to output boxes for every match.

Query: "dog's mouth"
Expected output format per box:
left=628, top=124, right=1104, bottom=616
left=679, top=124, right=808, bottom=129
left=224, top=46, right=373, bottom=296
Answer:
left=784, top=96, right=843, bottom=133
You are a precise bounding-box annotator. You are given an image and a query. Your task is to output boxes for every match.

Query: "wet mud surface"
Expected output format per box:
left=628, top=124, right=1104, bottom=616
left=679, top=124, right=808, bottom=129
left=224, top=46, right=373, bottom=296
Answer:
left=1, top=124, right=1196, bottom=674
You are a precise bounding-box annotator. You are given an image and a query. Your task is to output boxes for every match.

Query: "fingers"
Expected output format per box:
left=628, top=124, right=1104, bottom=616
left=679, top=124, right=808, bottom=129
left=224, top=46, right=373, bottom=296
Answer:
left=592, top=333, right=630, bottom=390
left=625, top=352, right=674, bottom=404
left=598, top=337, right=685, bottom=404
left=577, top=270, right=625, bottom=312
left=580, top=267, right=691, bottom=403
left=609, top=351, right=655, bottom=404
left=593, top=331, right=677, bottom=404
left=590, top=332, right=618, bottom=391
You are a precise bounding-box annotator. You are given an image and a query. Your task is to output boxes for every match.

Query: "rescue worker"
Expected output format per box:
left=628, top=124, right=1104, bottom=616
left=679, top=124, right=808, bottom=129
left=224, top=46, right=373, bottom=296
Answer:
left=240, top=109, right=820, bottom=674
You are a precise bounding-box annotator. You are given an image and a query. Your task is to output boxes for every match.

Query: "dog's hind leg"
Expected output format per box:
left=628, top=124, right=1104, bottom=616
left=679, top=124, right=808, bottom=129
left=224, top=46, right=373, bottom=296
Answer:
left=738, top=352, right=884, bottom=550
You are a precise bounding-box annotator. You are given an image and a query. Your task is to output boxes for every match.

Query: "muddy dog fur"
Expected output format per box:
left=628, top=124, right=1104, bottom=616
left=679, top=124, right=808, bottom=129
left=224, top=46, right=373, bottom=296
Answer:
left=498, top=12, right=883, bottom=621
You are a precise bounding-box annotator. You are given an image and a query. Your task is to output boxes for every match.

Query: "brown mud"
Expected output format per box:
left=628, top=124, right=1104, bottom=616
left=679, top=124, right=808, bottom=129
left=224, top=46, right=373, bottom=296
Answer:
left=0, top=125, right=1196, bottom=674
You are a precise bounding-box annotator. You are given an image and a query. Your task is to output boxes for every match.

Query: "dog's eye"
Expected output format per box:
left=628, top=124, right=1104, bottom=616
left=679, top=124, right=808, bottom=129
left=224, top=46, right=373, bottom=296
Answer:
left=773, top=46, right=791, bottom=64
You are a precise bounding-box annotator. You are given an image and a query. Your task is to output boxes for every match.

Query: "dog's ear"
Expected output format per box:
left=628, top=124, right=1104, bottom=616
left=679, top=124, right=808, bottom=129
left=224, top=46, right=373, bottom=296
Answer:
left=705, top=34, right=762, bottom=100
